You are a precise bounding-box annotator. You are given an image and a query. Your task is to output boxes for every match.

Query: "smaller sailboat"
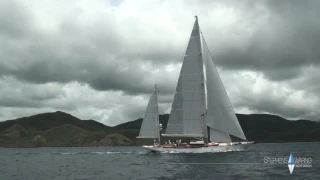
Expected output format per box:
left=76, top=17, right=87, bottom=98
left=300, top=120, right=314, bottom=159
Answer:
left=136, top=84, right=162, bottom=146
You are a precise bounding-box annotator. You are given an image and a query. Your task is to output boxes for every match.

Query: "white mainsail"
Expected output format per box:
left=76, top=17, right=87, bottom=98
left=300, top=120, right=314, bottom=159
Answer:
left=163, top=17, right=206, bottom=138
left=202, top=36, right=246, bottom=140
left=137, top=85, right=160, bottom=140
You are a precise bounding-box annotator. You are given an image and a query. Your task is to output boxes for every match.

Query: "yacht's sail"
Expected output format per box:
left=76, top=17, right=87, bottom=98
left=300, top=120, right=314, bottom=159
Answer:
left=202, top=36, right=246, bottom=140
left=209, top=127, right=231, bottom=143
left=163, top=17, right=206, bottom=137
left=137, top=85, right=160, bottom=139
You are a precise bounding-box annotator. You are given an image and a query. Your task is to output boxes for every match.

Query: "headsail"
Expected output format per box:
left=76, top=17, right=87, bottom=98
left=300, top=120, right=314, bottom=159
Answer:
left=163, top=17, right=206, bottom=137
left=202, top=35, right=246, bottom=140
left=209, top=127, right=231, bottom=143
left=137, top=85, right=160, bottom=139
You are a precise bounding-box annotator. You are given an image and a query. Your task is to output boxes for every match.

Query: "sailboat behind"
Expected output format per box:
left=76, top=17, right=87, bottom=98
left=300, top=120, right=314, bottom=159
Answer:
left=137, top=85, right=161, bottom=142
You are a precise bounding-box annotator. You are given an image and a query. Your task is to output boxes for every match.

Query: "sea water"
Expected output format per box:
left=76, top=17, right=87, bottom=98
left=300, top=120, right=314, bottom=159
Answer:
left=0, top=143, right=319, bottom=180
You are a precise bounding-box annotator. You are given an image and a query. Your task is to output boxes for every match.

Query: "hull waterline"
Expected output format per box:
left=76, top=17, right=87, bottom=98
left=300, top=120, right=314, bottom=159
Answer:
left=142, top=144, right=250, bottom=153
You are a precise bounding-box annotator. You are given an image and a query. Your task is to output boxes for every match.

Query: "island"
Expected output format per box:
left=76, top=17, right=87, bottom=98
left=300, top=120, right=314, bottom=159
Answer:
left=0, top=111, right=319, bottom=147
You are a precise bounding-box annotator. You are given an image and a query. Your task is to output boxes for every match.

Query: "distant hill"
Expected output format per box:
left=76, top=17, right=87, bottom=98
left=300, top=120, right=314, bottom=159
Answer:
left=0, top=111, right=111, bottom=132
left=0, top=111, right=128, bottom=147
left=115, top=113, right=320, bottom=143
left=236, top=114, right=320, bottom=142
left=114, top=114, right=169, bottom=129
left=0, top=111, right=319, bottom=147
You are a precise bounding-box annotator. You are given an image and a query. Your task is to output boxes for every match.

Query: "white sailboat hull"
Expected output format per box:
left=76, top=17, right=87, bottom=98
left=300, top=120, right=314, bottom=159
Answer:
left=142, top=144, right=250, bottom=153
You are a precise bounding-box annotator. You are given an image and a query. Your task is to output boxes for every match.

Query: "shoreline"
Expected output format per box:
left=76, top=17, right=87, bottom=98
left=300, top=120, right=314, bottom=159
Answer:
left=1, top=141, right=319, bottom=148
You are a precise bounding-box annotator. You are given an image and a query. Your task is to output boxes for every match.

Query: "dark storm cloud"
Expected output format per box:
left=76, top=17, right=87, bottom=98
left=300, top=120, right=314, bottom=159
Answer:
left=289, top=66, right=320, bottom=98
left=0, top=76, right=65, bottom=108
left=0, top=56, right=175, bottom=95
left=1, top=0, right=320, bottom=93
left=0, top=0, right=319, bottom=123
left=0, top=0, right=180, bottom=96
left=0, top=97, right=41, bottom=108
left=208, top=0, right=320, bottom=81
left=226, top=68, right=320, bottom=121
left=236, top=89, right=319, bottom=121
left=0, top=1, right=32, bottom=38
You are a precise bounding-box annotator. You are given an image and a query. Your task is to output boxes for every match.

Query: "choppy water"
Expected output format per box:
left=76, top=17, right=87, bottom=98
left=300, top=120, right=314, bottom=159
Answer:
left=0, top=143, right=319, bottom=180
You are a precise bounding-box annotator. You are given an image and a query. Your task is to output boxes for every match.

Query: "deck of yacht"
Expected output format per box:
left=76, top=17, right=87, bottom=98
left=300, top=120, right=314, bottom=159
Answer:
left=160, top=141, right=254, bottom=149
left=162, top=143, right=220, bottom=149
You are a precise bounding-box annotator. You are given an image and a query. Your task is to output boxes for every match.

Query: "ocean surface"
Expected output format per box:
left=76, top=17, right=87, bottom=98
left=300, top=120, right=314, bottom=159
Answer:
left=0, top=143, right=319, bottom=180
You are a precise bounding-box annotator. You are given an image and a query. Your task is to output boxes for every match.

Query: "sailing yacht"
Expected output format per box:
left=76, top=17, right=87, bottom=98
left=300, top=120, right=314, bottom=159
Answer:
left=137, top=16, right=253, bottom=153
left=136, top=84, right=161, bottom=145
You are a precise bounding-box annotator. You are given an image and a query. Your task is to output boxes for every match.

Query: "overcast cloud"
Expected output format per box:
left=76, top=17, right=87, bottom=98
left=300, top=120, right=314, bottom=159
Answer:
left=0, top=0, right=319, bottom=126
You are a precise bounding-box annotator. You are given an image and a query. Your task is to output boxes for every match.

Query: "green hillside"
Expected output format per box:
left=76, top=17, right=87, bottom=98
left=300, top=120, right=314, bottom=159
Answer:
left=0, top=111, right=319, bottom=148
left=0, top=111, right=127, bottom=147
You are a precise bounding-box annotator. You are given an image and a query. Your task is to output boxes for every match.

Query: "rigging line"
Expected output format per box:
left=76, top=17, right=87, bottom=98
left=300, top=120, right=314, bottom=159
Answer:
left=152, top=90, right=155, bottom=139
left=201, top=35, right=209, bottom=124
left=153, top=90, right=158, bottom=139
left=155, top=85, right=160, bottom=141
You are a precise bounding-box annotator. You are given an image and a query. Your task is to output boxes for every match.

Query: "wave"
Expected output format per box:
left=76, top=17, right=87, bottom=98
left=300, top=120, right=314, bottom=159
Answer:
left=160, top=149, right=246, bottom=154
left=61, top=152, right=78, bottom=155
left=36, top=151, right=150, bottom=155
left=92, top=151, right=147, bottom=155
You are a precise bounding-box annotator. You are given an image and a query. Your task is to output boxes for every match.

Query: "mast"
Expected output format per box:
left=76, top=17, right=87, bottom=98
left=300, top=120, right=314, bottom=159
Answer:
left=154, top=84, right=161, bottom=143
left=195, top=16, right=208, bottom=140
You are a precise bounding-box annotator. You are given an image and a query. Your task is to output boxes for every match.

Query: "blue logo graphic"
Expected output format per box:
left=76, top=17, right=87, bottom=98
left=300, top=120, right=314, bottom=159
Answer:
left=288, top=153, right=295, bottom=174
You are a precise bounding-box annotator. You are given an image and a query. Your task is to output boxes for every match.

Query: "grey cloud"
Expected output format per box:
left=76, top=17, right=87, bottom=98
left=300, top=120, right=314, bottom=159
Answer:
left=107, top=104, right=145, bottom=126
left=289, top=66, right=320, bottom=97
left=238, top=93, right=320, bottom=121
left=0, top=1, right=32, bottom=38
left=0, top=77, right=65, bottom=108
left=225, top=70, right=320, bottom=121
left=0, top=0, right=319, bottom=124
left=0, top=1, right=180, bottom=96
left=207, top=0, right=320, bottom=81
left=0, top=97, right=41, bottom=108
left=1, top=0, right=320, bottom=92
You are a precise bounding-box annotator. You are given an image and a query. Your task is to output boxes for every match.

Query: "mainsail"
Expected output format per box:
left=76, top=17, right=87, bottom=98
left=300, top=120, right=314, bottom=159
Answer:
left=163, top=17, right=206, bottom=137
left=202, top=35, right=246, bottom=140
left=137, top=85, right=160, bottom=140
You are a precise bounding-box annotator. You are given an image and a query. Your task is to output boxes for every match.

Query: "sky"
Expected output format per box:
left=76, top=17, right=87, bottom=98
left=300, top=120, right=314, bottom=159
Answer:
left=0, top=0, right=319, bottom=126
